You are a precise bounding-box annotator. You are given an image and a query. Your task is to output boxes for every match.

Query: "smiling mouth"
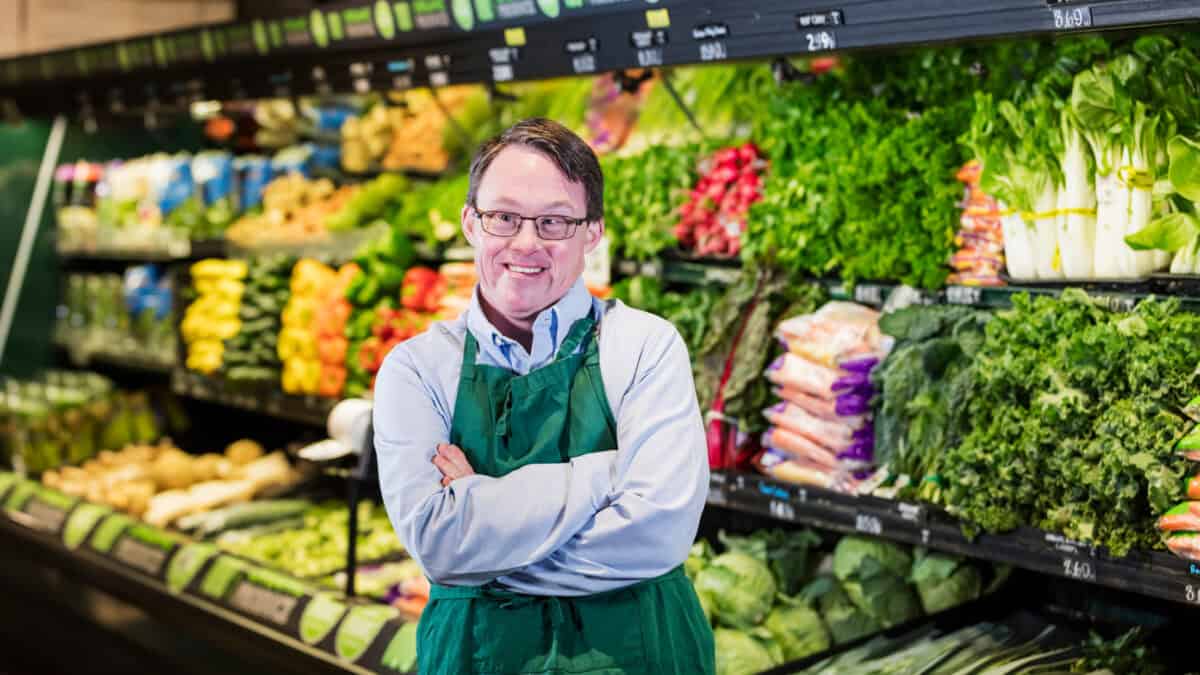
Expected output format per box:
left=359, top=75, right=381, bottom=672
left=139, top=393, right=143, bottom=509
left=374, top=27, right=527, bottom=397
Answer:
left=505, top=264, right=547, bottom=276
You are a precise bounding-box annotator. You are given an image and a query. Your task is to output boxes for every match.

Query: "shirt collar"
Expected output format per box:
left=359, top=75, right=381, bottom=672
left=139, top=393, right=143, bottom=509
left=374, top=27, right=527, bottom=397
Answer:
left=466, top=278, right=594, bottom=373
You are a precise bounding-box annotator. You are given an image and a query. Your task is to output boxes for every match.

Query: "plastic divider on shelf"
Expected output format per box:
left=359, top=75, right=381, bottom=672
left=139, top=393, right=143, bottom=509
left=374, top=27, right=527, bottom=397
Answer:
left=0, top=502, right=400, bottom=673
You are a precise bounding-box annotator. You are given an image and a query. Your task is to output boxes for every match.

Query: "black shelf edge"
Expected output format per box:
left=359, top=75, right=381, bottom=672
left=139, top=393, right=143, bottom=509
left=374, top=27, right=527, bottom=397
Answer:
left=0, top=511, right=367, bottom=675
left=708, top=469, right=1200, bottom=608
left=57, top=239, right=228, bottom=266
left=54, top=342, right=174, bottom=375
left=170, top=369, right=336, bottom=428
left=613, top=255, right=1200, bottom=311
left=3, top=0, right=1200, bottom=115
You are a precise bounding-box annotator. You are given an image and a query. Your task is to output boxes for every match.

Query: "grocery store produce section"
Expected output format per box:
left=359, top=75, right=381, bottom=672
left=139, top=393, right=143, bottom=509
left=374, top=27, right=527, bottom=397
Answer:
left=8, top=2, right=1200, bottom=674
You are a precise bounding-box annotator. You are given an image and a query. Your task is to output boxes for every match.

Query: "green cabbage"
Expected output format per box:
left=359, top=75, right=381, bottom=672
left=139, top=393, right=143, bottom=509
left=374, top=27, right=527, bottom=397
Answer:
left=719, top=528, right=823, bottom=595
left=763, top=597, right=831, bottom=662
left=832, top=537, right=913, bottom=581
left=697, top=590, right=717, bottom=625
left=694, top=551, right=778, bottom=628
left=687, top=539, right=715, bottom=581
left=714, top=628, right=780, bottom=675
left=909, top=549, right=983, bottom=614
left=832, top=537, right=922, bottom=628
left=802, top=575, right=881, bottom=646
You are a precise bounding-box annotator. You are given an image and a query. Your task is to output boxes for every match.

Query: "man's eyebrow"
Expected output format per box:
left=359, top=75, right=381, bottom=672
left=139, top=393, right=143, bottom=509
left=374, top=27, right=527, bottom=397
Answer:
left=485, top=197, right=581, bottom=213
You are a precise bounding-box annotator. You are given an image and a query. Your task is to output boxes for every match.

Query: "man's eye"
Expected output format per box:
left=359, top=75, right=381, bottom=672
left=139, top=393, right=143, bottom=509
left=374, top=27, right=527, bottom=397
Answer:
left=539, top=217, right=568, bottom=228
left=495, top=213, right=520, bottom=225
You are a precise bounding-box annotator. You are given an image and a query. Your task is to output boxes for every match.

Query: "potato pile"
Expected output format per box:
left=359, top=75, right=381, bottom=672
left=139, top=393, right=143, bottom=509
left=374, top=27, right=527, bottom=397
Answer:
left=42, top=438, right=296, bottom=526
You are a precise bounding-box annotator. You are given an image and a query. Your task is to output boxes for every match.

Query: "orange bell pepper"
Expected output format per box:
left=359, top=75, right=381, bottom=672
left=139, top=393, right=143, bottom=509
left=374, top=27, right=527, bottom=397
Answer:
left=318, top=366, right=347, bottom=398
left=318, top=336, right=349, bottom=366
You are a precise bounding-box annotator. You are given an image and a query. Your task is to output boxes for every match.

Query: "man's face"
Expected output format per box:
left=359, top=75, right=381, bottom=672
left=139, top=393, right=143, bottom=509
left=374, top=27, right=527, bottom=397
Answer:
left=463, top=145, right=603, bottom=323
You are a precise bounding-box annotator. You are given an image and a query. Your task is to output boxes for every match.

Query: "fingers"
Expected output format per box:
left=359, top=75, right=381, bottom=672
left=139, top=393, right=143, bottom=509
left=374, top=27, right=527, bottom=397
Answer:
left=438, top=444, right=473, bottom=475
left=433, top=443, right=476, bottom=486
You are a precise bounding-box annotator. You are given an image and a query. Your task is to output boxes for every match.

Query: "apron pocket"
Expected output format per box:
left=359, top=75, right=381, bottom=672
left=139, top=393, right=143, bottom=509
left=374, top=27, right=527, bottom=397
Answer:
left=561, top=590, right=647, bottom=672
left=470, top=598, right=555, bottom=674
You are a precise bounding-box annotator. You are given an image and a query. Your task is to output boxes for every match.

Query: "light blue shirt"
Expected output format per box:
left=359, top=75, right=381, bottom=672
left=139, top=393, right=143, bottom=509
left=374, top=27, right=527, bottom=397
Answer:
left=373, top=278, right=709, bottom=595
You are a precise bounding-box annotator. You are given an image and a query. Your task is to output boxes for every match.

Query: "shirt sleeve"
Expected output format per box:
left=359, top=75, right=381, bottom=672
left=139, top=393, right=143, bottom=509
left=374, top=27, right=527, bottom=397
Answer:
left=373, top=340, right=618, bottom=587
left=498, top=322, right=709, bottom=594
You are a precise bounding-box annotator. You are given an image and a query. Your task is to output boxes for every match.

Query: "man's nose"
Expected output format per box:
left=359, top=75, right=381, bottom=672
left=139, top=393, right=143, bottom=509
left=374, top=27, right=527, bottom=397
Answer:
left=510, top=220, right=541, bottom=252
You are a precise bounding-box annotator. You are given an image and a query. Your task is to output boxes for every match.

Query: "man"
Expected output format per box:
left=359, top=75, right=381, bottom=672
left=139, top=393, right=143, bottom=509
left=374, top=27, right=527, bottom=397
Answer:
left=374, top=118, right=714, bottom=674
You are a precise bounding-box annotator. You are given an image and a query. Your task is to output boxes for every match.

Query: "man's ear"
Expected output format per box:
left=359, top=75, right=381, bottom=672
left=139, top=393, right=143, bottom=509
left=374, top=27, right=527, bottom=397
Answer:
left=461, top=204, right=477, bottom=246
left=584, top=219, right=605, bottom=254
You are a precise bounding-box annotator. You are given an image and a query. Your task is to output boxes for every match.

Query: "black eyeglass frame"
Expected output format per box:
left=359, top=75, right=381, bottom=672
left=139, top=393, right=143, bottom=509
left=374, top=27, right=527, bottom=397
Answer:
left=469, top=205, right=593, bottom=241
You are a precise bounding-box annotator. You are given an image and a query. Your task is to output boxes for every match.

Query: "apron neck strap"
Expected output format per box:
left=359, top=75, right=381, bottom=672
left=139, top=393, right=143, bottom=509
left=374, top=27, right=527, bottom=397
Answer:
left=555, top=308, right=601, bottom=362
left=460, top=330, right=480, bottom=380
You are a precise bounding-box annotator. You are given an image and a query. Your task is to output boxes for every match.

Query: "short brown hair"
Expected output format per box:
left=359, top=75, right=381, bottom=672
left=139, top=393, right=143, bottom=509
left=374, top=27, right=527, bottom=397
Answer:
left=466, top=118, right=604, bottom=221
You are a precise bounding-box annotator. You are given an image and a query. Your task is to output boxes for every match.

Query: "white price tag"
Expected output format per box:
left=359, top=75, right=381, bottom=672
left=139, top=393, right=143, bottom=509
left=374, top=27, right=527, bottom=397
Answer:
left=855, top=513, right=883, bottom=536
left=1051, top=5, right=1092, bottom=30
left=230, top=581, right=299, bottom=626
left=804, top=30, right=837, bottom=52
left=1061, top=557, right=1096, bottom=582
left=769, top=499, right=796, bottom=521
left=946, top=286, right=982, bottom=306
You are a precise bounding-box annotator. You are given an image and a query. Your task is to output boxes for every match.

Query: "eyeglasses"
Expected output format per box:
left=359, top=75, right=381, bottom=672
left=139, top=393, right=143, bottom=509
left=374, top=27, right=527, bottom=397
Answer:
left=471, top=207, right=589, bottom=241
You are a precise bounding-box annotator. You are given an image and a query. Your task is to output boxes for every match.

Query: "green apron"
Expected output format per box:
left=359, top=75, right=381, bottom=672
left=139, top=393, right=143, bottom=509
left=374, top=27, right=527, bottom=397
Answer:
left=417, top=311, right=715, bottom=675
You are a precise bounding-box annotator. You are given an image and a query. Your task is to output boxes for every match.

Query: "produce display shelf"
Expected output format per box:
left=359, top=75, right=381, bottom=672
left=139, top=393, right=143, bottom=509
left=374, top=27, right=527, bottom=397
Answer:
left=170, top=369, right=335, bottom=428
left=4, top=0, right=1200, bottom=115
left=57, top=239, right=227, bottom=267
left=618, top=255, right=1200, bottom=312
left=0, top=476, right=413, bottom=675
left=708, top=469, right=1200, bottom=609
left=53, top=341, right=174, bottom=375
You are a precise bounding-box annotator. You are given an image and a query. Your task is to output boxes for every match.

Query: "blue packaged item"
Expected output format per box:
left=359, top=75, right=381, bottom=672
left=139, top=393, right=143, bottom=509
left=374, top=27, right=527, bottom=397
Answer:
left=313, top=105, right=355, bottom=132
left=193, top=151, right=235, bottom=206
left=123, top=265, right=159, bottom=317
left=236, top=156, right=273, bottom=209
left=158, top=156, right=194, bottom=215
left=310, top=143, right=341, bottom=170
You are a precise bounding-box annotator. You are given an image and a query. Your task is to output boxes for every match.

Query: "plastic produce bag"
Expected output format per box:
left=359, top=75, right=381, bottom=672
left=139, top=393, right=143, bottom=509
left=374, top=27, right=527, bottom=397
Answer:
left=775, top=301, right=887, bottom=368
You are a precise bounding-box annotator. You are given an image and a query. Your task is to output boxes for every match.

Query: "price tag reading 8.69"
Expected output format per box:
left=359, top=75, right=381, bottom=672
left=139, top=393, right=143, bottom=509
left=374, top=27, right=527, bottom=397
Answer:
left=1051, top=5, right=1092, bottom=30
left=1062, top=557, right=1096, bottom=582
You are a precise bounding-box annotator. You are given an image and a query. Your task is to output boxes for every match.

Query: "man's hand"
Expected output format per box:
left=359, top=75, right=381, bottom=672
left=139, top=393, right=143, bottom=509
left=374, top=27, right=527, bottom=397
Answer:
left=433, top=443, right=476, bottom=487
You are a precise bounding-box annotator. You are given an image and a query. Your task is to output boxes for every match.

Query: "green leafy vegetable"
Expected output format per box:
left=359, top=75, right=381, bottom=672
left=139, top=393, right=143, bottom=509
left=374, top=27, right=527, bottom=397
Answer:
left=693, top=550, right=777, bottom=629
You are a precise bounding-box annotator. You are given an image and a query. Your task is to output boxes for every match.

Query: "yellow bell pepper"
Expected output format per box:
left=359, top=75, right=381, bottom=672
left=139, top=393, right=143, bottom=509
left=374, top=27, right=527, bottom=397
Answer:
left=302, top=358, right=322, bottom=394
left=187, top=350, right=223, bottom=374
left=282, top=297, right=316, bottom=327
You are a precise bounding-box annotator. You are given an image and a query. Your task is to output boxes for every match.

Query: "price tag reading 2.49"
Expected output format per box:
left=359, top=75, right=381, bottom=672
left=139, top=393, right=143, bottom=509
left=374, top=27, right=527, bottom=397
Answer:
left=804, top=30, right=837, bottom=53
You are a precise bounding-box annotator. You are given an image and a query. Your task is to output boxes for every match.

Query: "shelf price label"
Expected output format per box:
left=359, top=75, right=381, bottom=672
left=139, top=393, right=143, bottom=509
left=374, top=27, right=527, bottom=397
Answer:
left=854, top=284, right=885, bottom=306
left=1051, top=5, right=1092, bottom=30
left=803, top=29, right=837, bottom=53
left=855, top=513, right=883, bottom=536
left=699, top=41, right=728, bottom=63
left=768, top=499, right=796, bottom=521
left=945, top=285, right=983, bottom=306
left=1185, top=584, right=1200, bottom=604
left=1061, top=556, right=1097, bottom=582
